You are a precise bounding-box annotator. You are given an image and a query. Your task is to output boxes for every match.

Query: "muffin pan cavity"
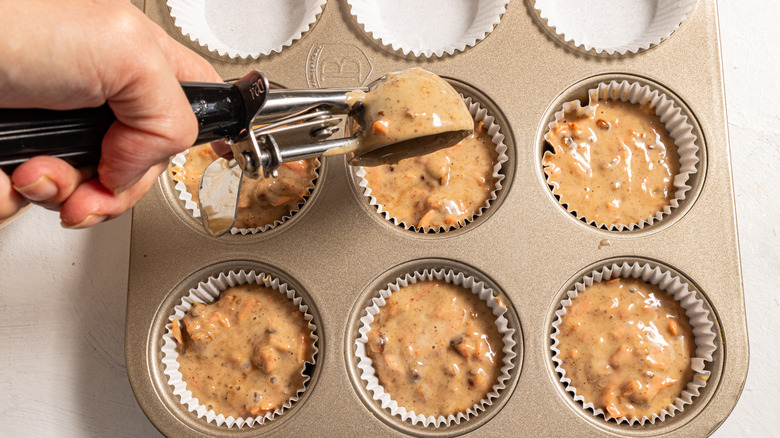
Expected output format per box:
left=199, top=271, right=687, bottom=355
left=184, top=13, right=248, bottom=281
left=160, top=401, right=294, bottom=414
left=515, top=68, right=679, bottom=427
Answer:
left=348, top=0, right=509, bottom=57
left=532, top=0, right=698, bottom=56
left=537, top=74, right=706, bottom=234
left=146, top=261, right=323, bottom=435
left=345, top=259, right=522, bottom=436
left=167, top=0, right=327, bottom=59
left=545, top=257, right=724, bottom=435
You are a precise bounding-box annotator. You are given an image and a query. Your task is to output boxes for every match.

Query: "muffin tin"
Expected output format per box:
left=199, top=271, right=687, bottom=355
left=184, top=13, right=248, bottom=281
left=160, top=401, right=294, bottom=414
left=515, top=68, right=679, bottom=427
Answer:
left=126, top=0, right=747, bottom=436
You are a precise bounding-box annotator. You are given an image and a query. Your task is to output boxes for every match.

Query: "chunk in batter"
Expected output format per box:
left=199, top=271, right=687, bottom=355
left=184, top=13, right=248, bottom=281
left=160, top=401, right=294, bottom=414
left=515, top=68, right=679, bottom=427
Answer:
left=173, top=284, right=314, bottom=418
left=363, top=120, right=498, bottom=230
left=556, top=278, right=695, bottom=419
left=543, top=99, right=680, bottom=227
left=366, top=280, right=504, bottom=417
left=170, top=144, right=317, bottom=229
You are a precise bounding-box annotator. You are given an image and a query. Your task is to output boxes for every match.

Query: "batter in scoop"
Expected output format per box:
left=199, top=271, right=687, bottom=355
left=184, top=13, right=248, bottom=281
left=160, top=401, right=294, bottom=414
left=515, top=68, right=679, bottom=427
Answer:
left=347, top=68, right=474, bottom=165
left=543, top=99, right=680, bottom=226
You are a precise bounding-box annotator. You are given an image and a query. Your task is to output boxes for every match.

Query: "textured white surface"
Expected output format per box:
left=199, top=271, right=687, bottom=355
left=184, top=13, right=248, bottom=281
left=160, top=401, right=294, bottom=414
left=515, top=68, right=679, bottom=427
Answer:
left=0, top=0, right=777, bottom=436
left=715, top=0, right=780, bottom=435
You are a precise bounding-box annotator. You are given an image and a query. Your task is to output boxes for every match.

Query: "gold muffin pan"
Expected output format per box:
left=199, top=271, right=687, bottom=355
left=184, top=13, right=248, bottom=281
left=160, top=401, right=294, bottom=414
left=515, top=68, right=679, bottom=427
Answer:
left=127, top=0, right=746, bottom=436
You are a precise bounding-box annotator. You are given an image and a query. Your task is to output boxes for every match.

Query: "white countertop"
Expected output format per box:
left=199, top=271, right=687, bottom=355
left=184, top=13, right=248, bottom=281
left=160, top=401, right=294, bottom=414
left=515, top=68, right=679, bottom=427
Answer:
left=1, top=0, right=778, bottom=436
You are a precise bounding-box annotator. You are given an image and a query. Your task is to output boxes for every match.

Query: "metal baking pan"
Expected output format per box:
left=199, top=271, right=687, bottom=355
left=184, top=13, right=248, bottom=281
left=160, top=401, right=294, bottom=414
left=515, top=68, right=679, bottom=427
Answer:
left=126, top=0, right=747, bottom=436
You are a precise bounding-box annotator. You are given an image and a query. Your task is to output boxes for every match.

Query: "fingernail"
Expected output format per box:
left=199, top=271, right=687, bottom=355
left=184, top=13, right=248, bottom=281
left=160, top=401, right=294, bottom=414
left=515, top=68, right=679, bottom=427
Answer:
left=14, top=175, right=57, bottom=202
left=112, top=174, right=143, bottom=195
left=61, top=214, right=109, bottom=229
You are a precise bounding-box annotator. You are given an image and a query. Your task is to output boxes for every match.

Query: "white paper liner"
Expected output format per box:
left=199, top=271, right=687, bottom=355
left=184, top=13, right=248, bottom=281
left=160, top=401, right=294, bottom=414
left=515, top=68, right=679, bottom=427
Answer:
left=534, top=0, right=698, bottom=55
left=355, top=268, right=516, bottom=427
left=543, top=80, right=699, bottom=231
left=356, top=97, right=508, bottom=233
left=550, top=261, right=717, bottom=425
left=161, top=269, right=318, bottom=428
left=170, top=152, right=319, bottom=235
left=167, top=0, right=327, bottom=59
left=348, top=0, right=509, bottom=58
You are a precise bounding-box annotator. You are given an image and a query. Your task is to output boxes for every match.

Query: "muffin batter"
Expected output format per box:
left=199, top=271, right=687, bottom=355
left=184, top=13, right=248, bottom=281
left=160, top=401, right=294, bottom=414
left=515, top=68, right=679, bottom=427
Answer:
left=347, top=68, right=474, bottom=165
left=556, top=278, right=695, bottom=419
left=363, top=120, right=498, bottom=230
left=366, top=280, right=504, bottom=417
left=542, top=99, right=680, bottom=226
left=172, top=284, right=313, bottom=418
left=170, top=144, right=317, bottom=229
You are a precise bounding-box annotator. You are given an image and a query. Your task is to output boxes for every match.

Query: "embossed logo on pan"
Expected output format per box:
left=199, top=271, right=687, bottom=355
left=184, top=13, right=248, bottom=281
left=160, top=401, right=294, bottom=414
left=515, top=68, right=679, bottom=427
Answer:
left=307, top=44, right=372, bottom=88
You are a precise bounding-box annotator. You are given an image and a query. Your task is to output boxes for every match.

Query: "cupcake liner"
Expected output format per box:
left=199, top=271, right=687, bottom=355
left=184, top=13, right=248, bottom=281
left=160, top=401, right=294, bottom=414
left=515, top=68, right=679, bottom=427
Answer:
left=355, top=268, right=516, bottom=427
left=167, top=0, right=327, bottom=59
left=170, top=151, right=319, bottom=235
left=534, top=0, right=698, bottom=55
left=161, top=269, right=319, bottom=428
left=550, top=261, right=717, bottom=425
left=356, top=96, right=508, bottom=233
left=543, top=80, right=699, bottom=231
left=348, top=0, right=509, bottom=58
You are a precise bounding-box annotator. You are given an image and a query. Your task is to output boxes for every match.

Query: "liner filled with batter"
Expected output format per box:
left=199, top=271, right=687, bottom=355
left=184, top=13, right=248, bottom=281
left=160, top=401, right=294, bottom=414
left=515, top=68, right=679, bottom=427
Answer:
left=170, top=146, right=319, bottom=235
left=356, top=97, right=508, bottom=233
left=161, top=269, right=318, bottom=428
left=550, top=261, right=717, bottom=425
left=355, top=268, right=516, bottom=427
left=542, top=80, right=699, bottom=231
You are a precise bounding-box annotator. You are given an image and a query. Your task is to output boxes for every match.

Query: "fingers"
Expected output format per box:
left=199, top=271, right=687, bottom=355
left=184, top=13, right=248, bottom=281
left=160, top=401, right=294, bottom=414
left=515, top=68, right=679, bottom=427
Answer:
left=7, top=155, right=165, bottom=229
left=59, top=161, right=168, bottom=228
left=10, top=156, right=92, bottom=209
left=0, top=0, right=224, bottom=228
left=97, top=116, right=191, bottom=194
left=0, top=170, right=28, bottom=219
left=143, top=19, right=223, bottom=83
left=97, top=54, right=198, bottom=193
left=93, top=11, right=220, bottom=194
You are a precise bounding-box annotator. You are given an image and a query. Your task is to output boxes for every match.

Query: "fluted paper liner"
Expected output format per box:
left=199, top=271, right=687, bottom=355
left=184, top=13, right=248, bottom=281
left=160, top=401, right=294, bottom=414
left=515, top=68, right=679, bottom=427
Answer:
left=170, top=152, right=318, bottom=235
left=534, top=0, right=698, bottom=55
left=161, top=269, right=319, bottom=428
left=356, top=97, right=508, bottom=233
left=355, top=268, right=516, bottom=427
left=348, top=0, right=509, bottom=58
left=550, top=261, right=717, bottom=425
left=543, top=80, right=699, bottom=231
left=167, top=0, right=326, bottom=59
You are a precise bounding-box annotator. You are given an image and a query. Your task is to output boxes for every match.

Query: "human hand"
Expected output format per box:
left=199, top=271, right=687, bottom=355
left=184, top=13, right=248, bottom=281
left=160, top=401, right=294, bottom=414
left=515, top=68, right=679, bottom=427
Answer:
left=0, top=0, right=222, bottom=228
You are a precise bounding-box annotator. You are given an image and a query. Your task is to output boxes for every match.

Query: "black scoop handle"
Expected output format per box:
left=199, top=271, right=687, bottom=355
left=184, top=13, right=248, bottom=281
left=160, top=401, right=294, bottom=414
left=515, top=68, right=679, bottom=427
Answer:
left=0, top=70, right=268, bottom=174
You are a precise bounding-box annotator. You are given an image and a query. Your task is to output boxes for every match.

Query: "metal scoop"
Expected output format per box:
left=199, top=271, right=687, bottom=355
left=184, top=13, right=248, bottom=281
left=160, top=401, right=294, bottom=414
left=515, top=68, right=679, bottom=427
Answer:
left=199, top=71, right=473, bottom=236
